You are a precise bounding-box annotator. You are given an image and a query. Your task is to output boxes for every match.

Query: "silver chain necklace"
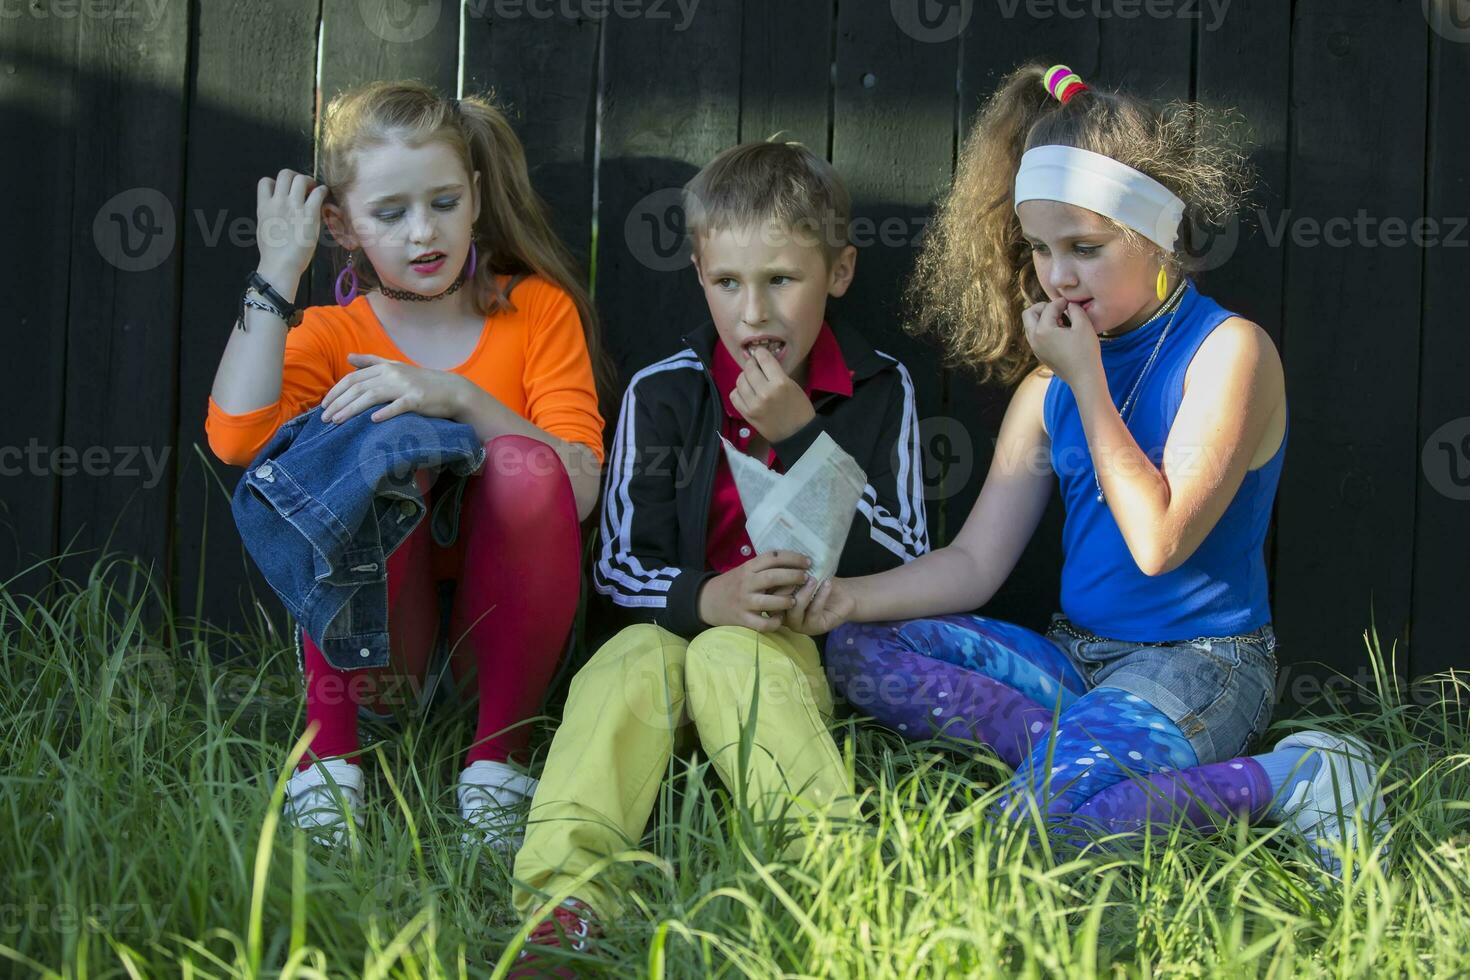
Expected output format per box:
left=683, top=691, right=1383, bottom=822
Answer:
left=1093, top=280, right=1188, bottom=503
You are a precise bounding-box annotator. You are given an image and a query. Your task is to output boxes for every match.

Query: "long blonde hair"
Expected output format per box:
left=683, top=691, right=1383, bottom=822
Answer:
left=318, top=80, right=614, bottom=399
left=905, top=61, right=1256, bottom=388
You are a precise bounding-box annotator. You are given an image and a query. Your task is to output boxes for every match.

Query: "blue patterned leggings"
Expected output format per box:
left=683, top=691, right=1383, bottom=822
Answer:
left=826, top=614, right=1277, bottom=848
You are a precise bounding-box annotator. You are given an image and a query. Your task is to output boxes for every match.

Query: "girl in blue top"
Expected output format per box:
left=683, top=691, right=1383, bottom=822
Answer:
left=785, top=63, right=1389, bottom=879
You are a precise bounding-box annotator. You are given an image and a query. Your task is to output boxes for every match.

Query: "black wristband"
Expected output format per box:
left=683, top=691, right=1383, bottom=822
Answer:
left=237, top=270, right=303, bottom=331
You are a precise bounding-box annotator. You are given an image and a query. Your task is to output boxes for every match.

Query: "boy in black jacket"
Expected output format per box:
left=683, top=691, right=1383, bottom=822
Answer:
left=509, top=140, right=929, bottom=970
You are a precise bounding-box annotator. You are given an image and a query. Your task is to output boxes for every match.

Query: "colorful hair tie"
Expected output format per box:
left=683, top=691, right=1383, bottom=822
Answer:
left=1043, top=64, right=1088, bottom=105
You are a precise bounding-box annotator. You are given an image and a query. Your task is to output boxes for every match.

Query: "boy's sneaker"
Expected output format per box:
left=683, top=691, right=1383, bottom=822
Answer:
left=457, top=760, right=538, bottom=853
left=284, top=759, right=364, bottom=846
left=1272, top=731, right=1391, bottom=877
left=508, top=897, right=603, bottom=978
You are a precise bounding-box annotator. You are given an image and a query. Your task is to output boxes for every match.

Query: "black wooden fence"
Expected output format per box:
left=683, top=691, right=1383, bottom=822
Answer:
left=3, top=0, right=1467, bottom=688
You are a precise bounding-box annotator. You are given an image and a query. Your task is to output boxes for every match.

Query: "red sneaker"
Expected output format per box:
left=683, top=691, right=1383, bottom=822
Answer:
left=507, top=897, right=603, bottom=978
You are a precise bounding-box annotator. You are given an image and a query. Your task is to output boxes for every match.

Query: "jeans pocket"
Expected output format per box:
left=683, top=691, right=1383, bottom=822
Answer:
left=1234, top=630, right=1278, bottom=683
left=1196, top=637, right=1244, bottom=670
left=1246, top=683, right=1275, bottom=751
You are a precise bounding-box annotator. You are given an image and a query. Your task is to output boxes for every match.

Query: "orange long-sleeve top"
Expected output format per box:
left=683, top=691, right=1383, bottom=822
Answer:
left=205, top=275, right=605, bottom=469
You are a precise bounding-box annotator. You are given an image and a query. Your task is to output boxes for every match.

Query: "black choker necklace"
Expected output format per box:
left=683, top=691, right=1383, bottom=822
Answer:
left=378, top=278, right=465, bottom=302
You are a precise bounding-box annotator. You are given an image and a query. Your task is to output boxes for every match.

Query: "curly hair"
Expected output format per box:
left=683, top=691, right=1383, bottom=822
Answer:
left=904, top=61, right=1257, bottom=389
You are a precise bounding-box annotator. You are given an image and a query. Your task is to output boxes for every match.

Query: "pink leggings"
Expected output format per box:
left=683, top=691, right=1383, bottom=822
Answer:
left=296, top=434, right=582, bottom=772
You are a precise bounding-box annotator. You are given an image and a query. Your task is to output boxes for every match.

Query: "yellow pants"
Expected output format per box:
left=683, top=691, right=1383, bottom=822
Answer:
left=511, top=623, right=857, bottom=921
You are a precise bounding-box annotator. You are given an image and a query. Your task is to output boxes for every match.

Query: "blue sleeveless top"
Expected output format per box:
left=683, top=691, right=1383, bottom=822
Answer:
left=1042, top=279, right=1287, bottom=642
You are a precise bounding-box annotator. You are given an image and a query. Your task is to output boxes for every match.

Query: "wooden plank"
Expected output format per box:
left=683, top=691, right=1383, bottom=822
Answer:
left=594, top=0, right=743, bottom=382
left=1273, top=0, right=1425, bottom=681
left=56, top=0, right=191, bottom=613
left=830, top=0, right=957, bottom=562
left=1094, top=3, right=1193, bottom=100
left=739, top=0, right=833, bottom=150
left=950, top=9, right=1101, bottom=630
left=1411, top=5, right=1470, bottom=680
left=462, top=5, right=601, bottom=277
left=319, top=0, right=459, bottom=95
left=0, top=17, right=78, bottom=603
left=1194, top=0, right=1290, bottom=346
left=1194, top=0, right=1290, bottom=659
left=174, top=0, right=323, bottom=637
left=582, top=1, right=743, bottom=649
left=307, top=0, right=461, bottom=307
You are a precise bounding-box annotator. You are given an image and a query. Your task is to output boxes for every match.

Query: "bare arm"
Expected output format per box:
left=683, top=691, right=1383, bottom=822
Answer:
left=789, top=368, right=1056, bottom=629
left=452, top=384, right=603, bottom=522
left=1072, top=317, right=1283, bottom=576
left=208, top=262, right=306, bottom=413
left=210, top=170, right=327, bottom=414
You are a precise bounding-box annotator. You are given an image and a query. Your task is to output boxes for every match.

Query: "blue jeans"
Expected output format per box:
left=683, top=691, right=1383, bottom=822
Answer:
left=1041, top=612, right=1279, bottom=764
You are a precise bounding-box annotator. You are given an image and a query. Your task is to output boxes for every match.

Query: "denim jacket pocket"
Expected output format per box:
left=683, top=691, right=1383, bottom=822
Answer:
left=319, top=546, right=387, bottom=587
left=244, top=459, right=309, bottom=516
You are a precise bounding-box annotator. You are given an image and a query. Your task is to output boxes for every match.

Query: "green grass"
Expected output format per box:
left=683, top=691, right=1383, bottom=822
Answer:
left=2, top=551, right=1468, bottom=978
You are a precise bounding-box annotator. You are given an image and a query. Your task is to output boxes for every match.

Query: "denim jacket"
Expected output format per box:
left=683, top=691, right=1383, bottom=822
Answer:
left=231, top=405, right=487, bottom=671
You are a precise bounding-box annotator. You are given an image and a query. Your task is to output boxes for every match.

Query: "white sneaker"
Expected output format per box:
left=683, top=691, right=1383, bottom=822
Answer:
left=457, top=760, right=538, bottom=853
left=284, top=759, right=364, bottom=847
left=1272, top=731, right=1391, bottom=878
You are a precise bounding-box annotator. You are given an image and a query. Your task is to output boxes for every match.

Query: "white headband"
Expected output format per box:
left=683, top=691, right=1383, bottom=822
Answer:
left=1013, top=144, right=1185, bottom=253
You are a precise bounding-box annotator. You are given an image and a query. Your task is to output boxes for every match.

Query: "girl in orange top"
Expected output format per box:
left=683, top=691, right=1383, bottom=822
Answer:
left=206, top=81, right=609, bottom=852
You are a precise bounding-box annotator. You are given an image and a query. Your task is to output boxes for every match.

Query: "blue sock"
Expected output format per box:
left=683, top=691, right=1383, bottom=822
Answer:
left=1258, top=747, right=1322, bottom=821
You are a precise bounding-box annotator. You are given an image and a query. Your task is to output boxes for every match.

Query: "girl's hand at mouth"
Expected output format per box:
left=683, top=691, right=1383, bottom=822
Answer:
left=1022, top=296, right=1101, bottom=388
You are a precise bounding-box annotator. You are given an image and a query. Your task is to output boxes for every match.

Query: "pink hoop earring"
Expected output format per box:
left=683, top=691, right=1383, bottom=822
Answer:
left=334, top=251, right=360, bottom=306
left=462, top=241, right=478, bottom=283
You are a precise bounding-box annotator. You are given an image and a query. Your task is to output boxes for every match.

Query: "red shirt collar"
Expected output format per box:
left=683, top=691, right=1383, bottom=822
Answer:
left=711, top=321, right=854, bottom=419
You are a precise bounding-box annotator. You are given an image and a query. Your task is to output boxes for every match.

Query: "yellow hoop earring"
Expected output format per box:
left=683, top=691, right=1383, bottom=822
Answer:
left=1156, top=264, right=1169, bottom=301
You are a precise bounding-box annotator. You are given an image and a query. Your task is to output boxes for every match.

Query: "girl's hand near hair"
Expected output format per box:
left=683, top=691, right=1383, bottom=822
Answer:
left=209, top=171, right=328, bottom=418
left=1022, top=296, right=1101, bottom=390
left=784, top=574, right=857, bottom=636
left=256, top=168, right=329, bottom=286
left=320, top=353, right=473, bottom=424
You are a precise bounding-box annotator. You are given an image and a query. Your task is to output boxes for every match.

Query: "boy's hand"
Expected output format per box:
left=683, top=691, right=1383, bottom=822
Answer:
left=697, top=550, right=813, bottom=633
left=730, top=346, right=817, bottom=444
left=784, top=574, right=856, bottom=636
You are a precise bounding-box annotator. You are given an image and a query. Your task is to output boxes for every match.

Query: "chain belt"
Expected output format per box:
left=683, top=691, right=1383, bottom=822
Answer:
left=1048, top=615, right=1271, bottom=649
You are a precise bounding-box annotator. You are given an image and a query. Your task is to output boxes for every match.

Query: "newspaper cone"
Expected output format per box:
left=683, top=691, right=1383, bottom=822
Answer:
left=719, top=430, right=866, bottom=582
